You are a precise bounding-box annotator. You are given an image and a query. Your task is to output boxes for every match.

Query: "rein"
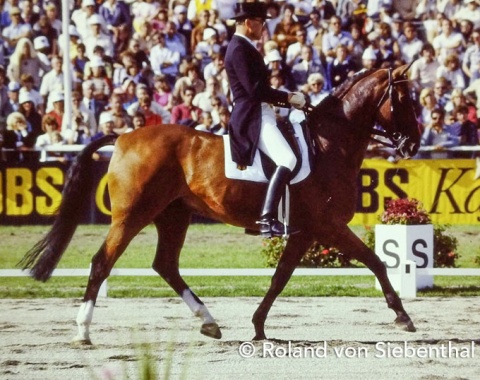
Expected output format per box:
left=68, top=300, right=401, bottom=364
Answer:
left=369, top=67, right=411, bottom=149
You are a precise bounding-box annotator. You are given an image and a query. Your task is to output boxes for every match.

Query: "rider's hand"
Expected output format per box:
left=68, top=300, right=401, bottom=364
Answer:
left=288, top=92, right=307, bottom=110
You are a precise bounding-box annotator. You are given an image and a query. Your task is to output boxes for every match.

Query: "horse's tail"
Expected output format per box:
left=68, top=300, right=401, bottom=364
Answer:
left=18, top=134, right=118, bottom=281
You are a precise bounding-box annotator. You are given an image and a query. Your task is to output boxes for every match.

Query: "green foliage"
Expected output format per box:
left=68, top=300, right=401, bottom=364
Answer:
left=261, top=238, right=354, bottom=268
left=362, top=198, right=459, bottom=268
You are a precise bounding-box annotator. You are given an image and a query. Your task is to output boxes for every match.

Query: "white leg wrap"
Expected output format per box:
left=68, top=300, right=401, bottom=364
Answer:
left=73, top=300, right=95, bottom=342
left=181, top=289, right=215, bottom=324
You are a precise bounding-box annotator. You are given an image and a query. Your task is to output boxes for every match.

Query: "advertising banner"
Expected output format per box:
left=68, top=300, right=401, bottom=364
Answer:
left=1, top=159, right=479, bottom=225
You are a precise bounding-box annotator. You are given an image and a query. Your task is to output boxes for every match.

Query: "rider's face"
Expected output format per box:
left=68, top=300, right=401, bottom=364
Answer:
left=246, top=18, right=265, bottom=40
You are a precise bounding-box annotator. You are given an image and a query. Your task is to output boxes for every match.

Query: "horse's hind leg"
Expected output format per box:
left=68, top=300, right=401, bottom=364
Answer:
left=331, top=227, right=416, bottom=332
left=152, top=200, right=221, bottom=339
left=73, top=221, right=147, bottom=345
left=252, top=234, right=314, bottom=340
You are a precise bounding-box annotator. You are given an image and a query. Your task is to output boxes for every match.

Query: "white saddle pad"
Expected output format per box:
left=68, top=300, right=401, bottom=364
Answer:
left=223, top=120, right=311, bottom=184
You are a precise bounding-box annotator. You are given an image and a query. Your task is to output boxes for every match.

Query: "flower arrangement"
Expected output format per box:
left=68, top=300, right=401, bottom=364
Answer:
left=262, top=198, right=459, bottom=268
left=261, top=240, right=353, bottom=268
left=363, top=198, right=459, bottom=268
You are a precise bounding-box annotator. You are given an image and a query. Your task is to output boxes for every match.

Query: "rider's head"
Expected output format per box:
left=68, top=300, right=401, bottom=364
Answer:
left=231, top=1, right=270, bottom=41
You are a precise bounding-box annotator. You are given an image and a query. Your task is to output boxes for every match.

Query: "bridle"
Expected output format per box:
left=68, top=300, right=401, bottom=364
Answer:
left=369, top=64, right=415, bottom=153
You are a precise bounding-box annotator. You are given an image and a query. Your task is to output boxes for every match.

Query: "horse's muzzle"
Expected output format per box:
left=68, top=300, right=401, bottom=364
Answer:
left=395, top=136, right=419, bottom=158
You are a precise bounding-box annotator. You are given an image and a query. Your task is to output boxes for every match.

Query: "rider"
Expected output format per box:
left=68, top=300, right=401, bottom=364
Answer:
left=225, top=1, right=307, bottom=237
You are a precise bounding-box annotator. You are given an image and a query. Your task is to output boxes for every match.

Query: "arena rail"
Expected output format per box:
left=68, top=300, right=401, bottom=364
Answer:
left=1, top=267, right=479, bottom=298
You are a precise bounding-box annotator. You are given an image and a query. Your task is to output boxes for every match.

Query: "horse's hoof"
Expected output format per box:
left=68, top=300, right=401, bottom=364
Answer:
left=71, top=338, right=92, bottom=346
left=394, top=317, right=416, bottom=332
left=200, top=323, right=222, bottom=339
left=252, top=333, right=267, bottom=341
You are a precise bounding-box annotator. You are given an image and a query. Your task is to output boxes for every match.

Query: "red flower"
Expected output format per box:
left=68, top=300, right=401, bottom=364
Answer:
left=321, top=249, right=330, bottom=255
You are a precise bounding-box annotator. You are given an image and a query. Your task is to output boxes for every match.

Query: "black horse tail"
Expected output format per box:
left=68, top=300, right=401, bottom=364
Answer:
left=18, top=135, right=118, bottom=281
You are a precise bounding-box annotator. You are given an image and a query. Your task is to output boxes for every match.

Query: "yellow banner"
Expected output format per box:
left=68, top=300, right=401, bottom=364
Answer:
left=351, top=159, right=480, bottom=225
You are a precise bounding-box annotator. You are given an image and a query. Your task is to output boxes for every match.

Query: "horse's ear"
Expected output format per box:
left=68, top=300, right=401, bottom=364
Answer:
left=399, top=60, right=416, bottom=77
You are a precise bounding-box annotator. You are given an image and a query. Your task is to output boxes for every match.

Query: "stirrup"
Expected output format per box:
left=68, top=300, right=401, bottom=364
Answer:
left=256, top=217, right=300, bottom=238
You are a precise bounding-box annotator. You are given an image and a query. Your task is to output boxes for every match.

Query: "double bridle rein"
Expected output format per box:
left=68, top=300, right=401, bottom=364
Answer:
left=369, top=64, right=415, bottom=152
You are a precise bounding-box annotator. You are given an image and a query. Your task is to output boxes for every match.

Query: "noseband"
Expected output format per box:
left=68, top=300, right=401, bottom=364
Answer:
left=370, top=67, right=413, bottom=152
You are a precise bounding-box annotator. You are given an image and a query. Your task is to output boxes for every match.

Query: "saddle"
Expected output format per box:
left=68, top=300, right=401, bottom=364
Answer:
left=222, top=113, right=317, bottom=184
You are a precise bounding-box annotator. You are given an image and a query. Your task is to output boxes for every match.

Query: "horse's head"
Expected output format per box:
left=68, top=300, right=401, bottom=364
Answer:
left=374, top=64, right=420, bottom=158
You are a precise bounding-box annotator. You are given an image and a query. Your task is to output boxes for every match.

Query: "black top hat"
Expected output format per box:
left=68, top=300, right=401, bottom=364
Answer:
left=231, top=1, right=271, bottom=20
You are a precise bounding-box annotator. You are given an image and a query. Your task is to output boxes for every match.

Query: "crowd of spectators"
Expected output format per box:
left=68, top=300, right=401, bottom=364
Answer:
left=0, top=0, right=479, bottom=162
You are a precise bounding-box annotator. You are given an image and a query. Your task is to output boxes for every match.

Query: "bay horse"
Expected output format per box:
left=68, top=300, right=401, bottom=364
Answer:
left=20, top=65, right=420, bottom=344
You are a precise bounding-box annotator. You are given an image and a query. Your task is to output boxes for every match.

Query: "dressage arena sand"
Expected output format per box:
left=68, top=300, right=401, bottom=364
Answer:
left=1, top=297, right=479, bottom=380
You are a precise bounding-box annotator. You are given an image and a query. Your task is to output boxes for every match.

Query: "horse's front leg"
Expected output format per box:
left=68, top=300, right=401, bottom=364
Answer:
left=332, top=227, right=416, bottom=332
left=252, top=234, right=313, bottom=340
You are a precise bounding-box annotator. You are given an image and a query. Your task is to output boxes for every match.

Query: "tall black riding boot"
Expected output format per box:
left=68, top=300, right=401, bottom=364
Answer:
left=256, top=166, right=300, bottom=238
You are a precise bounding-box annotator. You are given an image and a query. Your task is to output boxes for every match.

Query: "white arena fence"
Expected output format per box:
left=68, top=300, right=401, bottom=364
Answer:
left=1, top=266, right=479, bottom=299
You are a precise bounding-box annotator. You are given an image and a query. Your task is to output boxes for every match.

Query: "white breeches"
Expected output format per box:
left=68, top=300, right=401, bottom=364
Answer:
left=257, top=103, right=297, bottom=171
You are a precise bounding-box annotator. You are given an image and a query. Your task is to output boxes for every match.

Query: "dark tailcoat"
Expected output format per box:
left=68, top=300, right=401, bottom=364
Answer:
left=225, top=35, right=290, bottom=166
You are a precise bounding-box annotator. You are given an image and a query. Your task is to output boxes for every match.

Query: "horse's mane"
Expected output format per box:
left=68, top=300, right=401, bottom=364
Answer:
left=309, top=68, right=378, bottom=122
left=330, top=68, right=377, bottom=99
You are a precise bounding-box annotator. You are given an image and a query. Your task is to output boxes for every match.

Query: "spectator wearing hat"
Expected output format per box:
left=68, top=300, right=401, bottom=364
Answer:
left=58, top=25, right=82, bottom=59
left=194, top=27, right=221, bottom=72
left=20, top=73, right=44, bottom=114
left=2, top=6, right=32, bottom=55
left=33, top=36, right=53, bottom=76
left=32, top=13, right=58, bottom=57
left=5, top=82, right=20, bottom=115
left=2, top=111, right=36, bottom=162
left=361, top=46, right=379, bottom=70
left=83, top=14, right=114, bottom=60
left=85, top=56, right=112, bottom=102
left=92, top=112, right=115, bottom=145
left=39, top=55, right=63, bottom=109
left=98, top=0, right=132, bottom=39
left=2, top=81, right=20, bottom=119
left=120, top=78, right=137, bottom=111
left=172, top=4, right=193, bottom=55
left=46, top=91, right=65, bottom=130
left=72, top=0, right=107, bottom=41
left=7, top=37, right=49, bottom=88
left=19, top=90, right=42, bottom=138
